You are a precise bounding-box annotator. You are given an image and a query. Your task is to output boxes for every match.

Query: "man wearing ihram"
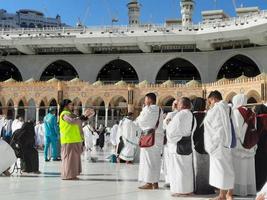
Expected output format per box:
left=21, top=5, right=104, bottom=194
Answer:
left=135, top=93, right=164, bottom=190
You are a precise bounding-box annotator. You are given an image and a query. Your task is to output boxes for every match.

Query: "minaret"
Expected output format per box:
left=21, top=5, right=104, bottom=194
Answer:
left=127, top=0, right=140, bottom=26
left=180, top=0, right=195, bottom=27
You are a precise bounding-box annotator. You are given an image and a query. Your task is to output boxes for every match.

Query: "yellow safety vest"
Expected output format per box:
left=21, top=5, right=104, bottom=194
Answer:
left=59, top=110, right=82, bottom=144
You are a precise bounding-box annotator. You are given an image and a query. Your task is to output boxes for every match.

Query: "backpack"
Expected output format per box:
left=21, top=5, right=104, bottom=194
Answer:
left=238, top=107, right=260, bottom=149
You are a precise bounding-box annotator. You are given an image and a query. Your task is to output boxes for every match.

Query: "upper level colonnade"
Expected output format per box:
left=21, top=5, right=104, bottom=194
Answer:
left=1, top=46, right=267, bottom=84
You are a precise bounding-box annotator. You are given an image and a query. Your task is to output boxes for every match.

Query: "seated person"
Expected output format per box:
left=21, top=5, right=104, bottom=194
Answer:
left=0, top=139, right=17, bottom=176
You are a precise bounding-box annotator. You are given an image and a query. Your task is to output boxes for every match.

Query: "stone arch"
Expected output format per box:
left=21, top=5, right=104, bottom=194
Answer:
left=225, top=92, right=237, bottom=103
left=85, top=98, right=93, bottom=108
left=96, top=59, right=139, bottom=84
left=217, top=54, right=261, bottom=79
left=0, top=61, right=23, bottom=81
left=91, top=96, right=105, bottom=107
left=90, top=96, right=105, bottom=127
left=39, top=100, right=46, bottom=121
left=246, top=90, right=261, bottom=103
left=106, top=96, right=127, bottom=125
left=27, top=98, right=36, bottom=121
left=18, top=99, right=26, bottom=119
left=6, top=99, right=14, bottom=119
left=108, top=96, right=128, bottom=107
left=156, top=58, right=202, bottom=84
left=40, top=60, right=79, bottom=81
left=38, top=97, right=48, bottom=108
left=48, top=98, right=58, bottom=107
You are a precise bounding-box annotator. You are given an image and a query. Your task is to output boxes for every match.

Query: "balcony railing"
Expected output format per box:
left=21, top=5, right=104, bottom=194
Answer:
left=0, top=10, right=266, bottom=37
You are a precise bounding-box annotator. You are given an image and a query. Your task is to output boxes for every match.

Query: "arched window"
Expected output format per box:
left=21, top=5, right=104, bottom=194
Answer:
left=217, top=55, right=260, bottom=79
left=156, top=58, right=201, bottom=84
left=40, top=60, right=79, bottom=81
left=97, top=59, right=139, bottom=84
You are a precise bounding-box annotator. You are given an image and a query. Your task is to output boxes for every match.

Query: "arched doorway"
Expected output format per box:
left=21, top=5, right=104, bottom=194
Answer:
left=27, top=99, right=36, bottom=121
left=0, top=61, right=23, bottom=81
left=39, top=101, right=46, bottom=121
left=18, top=100, right=25, bottom=120
left=91, top=97, right=105, bottom=128
left=7, top=100, right=14, bottom=119
left=109, top=96, right=127, bottom=125
left=247, top=97, right=257, bottom=104
left=156, top=58, right=201, bottom=84
left=49, top=99, right=57, bottom=107
left=40, top=60, right=79, bottom=81
left=225, top=92, right=237, bottom=103
left=217, top=55, right=261, bottom=79
left=96, top=59, right=139, bottom=84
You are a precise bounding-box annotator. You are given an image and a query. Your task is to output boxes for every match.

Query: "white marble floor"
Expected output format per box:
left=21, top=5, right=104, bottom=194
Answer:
left=0, top=148, right=255, bottom=200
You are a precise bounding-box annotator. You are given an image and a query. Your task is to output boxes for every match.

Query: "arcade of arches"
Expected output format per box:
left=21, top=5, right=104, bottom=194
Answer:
left=0, top=55, right=263, bottom=83
left=0, top=54, right=265, bottom=127
left=0, top=72, right=266, bottom=127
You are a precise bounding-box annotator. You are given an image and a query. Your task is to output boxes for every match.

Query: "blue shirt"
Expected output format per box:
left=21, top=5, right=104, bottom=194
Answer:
left=44, top=113, right=59, bottom=137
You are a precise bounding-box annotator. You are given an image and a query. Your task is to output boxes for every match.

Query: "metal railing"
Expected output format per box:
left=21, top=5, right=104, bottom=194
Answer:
left=0, top=10, right=266, bottom=37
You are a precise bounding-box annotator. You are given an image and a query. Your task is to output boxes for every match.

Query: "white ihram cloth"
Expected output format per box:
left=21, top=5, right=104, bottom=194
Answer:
left=162, top=110, right=178, bottom=183
left=0, top=139, right=17, bottom=174
left=166, top=109, right=196, bottom=194
left=135, top=105, right=164, bottom=183
left=110, top=124, right=119, bottom=146
left=204, top=100, right=235, bottom=190
left=11, top=119, right=23, bottom=134
left=119, top=118, right=139, bottom=161
left=35, top=123, right=45, bottom=147
left=232, top=94, right=257, bottom=196
left=83, top=125, right=95, bottom=160
left=257, top=182, right=267, bottom=200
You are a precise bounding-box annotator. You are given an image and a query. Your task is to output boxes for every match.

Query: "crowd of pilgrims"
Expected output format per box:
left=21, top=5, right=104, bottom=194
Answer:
left=0, top=91, right=267, bottom=200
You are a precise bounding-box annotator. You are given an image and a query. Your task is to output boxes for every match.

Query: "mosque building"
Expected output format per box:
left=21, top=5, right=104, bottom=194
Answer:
left=0, top=0, right=266, bottom=126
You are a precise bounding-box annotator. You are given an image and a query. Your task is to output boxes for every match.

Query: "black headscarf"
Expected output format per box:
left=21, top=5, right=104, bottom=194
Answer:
left=12, top=121, right=35, bottom=149
left=192, top=97, right=207, bottom=154
left=59, top=99, right=72, bottom=115
left=192, top=97, right=206, bottom=112
left=255, top=104, right=267, bottom=115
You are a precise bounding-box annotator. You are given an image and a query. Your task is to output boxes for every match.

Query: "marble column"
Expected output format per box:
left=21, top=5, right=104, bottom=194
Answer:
left=45, top=108, right=48, bottom=115
left=36, top=107, right=40, bottom=122
left=24, top=108, right=28, bottom=122
left=95, top=110, right=99, bottom=128
left=111, top=109, right=115, bottom=124
left=105, top=107, right=109, bottom=127
left=116, top=109, right=120, bottom=121
left=82, top=107, right=86, bottom=115
left=14, top=107, right=18, bottom=119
